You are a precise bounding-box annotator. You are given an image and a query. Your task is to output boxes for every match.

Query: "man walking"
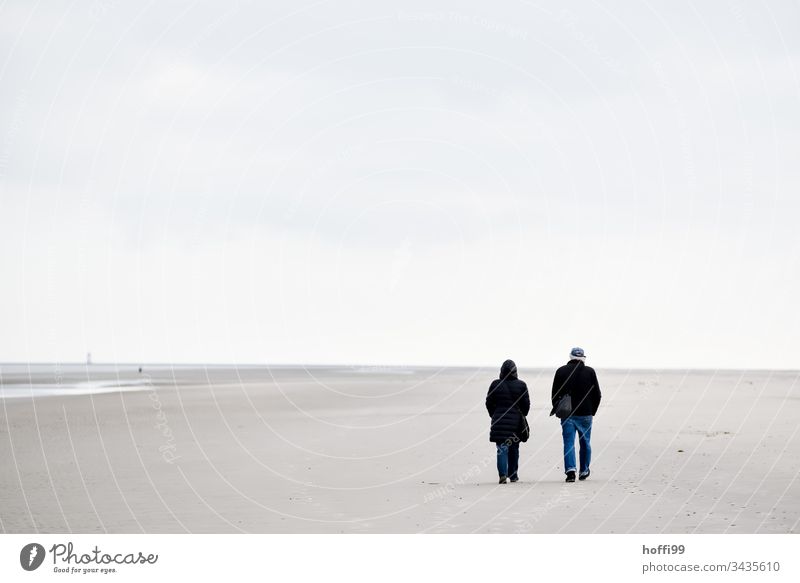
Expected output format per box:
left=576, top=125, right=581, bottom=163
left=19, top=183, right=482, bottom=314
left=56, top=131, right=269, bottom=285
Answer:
left=551, top=347, right=602, bottom=482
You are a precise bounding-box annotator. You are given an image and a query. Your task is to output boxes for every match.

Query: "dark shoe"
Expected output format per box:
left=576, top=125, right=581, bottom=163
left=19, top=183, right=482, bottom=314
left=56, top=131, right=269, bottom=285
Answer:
left=499, top=475, right=507, bottom=484
left=579, top=470, right=590, bottom=481
left=565, top=471, right=576, bottom=483
left=510, top=476, right=519, bottom=483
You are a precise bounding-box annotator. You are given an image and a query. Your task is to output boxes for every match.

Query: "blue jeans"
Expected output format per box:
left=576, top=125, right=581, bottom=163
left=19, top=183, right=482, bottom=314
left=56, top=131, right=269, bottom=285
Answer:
left=496, top=440, right=520, bottom=479
left=561, top=415, right=593, bottom=475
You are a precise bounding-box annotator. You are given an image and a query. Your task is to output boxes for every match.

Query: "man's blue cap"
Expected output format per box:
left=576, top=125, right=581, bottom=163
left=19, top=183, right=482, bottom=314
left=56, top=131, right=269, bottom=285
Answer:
left=570, top=347, right=585, bottom=358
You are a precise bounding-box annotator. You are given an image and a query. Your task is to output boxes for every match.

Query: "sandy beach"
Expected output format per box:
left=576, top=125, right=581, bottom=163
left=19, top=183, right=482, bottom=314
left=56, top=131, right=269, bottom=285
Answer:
left=1, top=364, right=798, bottom=533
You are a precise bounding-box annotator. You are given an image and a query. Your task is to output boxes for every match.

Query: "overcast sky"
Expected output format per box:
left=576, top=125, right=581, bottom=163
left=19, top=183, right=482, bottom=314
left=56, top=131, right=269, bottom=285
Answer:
left=1, top=0, right=798, bottom=369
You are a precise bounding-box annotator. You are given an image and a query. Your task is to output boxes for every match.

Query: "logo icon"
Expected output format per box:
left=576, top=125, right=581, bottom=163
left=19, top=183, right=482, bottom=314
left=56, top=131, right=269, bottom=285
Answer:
left=20, top=543, right=46, bottom=571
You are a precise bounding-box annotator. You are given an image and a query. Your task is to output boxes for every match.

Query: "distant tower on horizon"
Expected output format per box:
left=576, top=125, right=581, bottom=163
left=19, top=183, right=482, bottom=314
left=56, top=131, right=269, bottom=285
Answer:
left=86, top=352, right=92, bottom=365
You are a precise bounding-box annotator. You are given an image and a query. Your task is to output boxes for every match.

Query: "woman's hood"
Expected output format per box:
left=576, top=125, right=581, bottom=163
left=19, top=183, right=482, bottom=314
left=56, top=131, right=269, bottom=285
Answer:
left=500, top=359, right=518, bottom=380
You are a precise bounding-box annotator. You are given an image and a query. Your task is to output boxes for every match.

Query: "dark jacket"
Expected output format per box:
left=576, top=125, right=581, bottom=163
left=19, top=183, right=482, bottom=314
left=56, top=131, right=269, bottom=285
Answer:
left=550, top=360, right=601, bottom=417
left=486, top=360, right=531, bottom=443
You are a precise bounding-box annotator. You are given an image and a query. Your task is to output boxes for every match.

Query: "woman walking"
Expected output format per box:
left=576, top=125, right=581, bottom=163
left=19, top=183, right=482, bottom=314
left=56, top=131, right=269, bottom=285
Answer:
left=486, top=359, right=531, bottom=484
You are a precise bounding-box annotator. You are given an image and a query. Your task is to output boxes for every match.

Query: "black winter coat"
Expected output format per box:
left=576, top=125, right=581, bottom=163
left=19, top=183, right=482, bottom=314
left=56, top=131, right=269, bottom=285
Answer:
left=486, top=360, right=531, bottom=443
left=550, top=360, right=602, bottom=417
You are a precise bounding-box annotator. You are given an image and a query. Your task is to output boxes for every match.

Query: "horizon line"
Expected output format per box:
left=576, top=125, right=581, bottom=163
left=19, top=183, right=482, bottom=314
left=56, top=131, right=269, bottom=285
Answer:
left=1, top=361, right=798, bottom=373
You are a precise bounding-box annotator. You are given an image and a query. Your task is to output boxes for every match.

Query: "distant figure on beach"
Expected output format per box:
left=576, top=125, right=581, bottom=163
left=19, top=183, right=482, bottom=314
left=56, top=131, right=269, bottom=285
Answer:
left=486, top=359, right=530, bottom=484
left=550, top=347, right=602, bottom=482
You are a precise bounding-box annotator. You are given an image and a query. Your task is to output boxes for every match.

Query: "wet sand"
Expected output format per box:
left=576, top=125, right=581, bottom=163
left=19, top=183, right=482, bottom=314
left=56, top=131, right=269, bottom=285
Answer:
left=1, top=365, right=798, bottom=533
